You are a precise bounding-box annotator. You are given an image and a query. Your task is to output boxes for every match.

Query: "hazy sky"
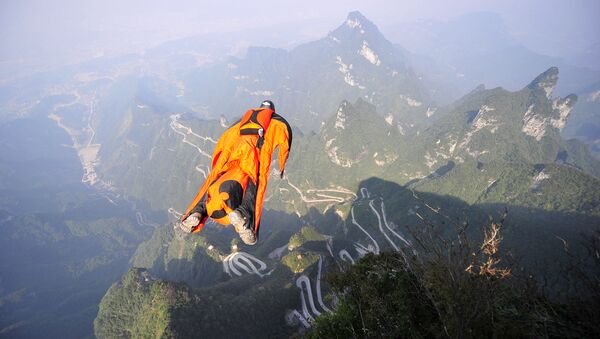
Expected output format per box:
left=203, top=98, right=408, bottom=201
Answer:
left=1, top=0, right=599, bottom=69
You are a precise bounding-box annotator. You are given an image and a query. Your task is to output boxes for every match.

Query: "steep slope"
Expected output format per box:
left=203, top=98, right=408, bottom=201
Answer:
left=95, top=266, right=301, bottom=339
left=265, top=98, right=417, bottom=216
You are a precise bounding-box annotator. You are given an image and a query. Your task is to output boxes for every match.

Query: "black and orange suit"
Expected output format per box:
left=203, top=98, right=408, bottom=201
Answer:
left=181, top=107, right=292, bottom=238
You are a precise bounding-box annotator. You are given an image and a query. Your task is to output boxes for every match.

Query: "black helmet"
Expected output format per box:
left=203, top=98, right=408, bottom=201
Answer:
left=260, top=100, right=275, bottom=112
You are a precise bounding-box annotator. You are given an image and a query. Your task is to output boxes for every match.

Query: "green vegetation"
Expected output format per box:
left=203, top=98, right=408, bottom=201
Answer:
left=308, top=224, right=600, bottom=338
left=0, top=212, right=150, bottom=338
left=282, top=250, right=321, bottom=273
left=130, top=224, right=226, bottom=289
left=95, top=269, right=173, bottom=338
left=287, top=226, right=327, bottom=250
left=413, top=160, right=600, bottom=215
left=95, top=267, right=300, bottom=338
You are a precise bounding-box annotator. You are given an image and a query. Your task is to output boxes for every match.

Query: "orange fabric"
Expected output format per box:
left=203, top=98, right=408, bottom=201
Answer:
left=181, top=108, right=291, bottom=237
left=253, top=115, right=291, bottom=232
left=240, top=108, right=273, bottom=131
left=181, top=122, right=241, bottom=225
left=204, top=167, right=249, bottom=226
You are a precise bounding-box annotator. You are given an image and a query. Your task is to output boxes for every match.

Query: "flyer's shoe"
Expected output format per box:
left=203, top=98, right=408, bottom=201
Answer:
left=229, top=210, right=257, bottom=245
left=176, top=212, right=201, bottom=233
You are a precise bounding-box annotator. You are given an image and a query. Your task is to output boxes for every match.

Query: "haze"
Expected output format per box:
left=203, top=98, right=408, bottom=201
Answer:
left=1, top=0, right=599, bottom=76
left=1, top=1, right=600, bottom=337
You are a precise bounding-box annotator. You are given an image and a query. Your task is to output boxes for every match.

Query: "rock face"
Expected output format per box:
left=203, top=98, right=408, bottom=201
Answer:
left=415, top=67, right=599, bottom=177
left=522, top=67, right=577, bottom=140
left=527, top=66, right=559, bottom=99
left=521, top=94, right=576, bottom=141
left=321, top=99, right=400, bottom=169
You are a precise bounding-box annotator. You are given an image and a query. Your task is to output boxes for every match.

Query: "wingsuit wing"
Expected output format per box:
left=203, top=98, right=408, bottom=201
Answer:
left=253, top=113, right=292, bottom=235
left=181, top=120, right=241, bottom=225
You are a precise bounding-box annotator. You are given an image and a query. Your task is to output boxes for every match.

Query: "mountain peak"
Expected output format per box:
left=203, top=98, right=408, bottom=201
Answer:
left=527, top=67, right=559, bottom=98
left=335, top=10, right=378, bottom=36
left=346, top=11, right=369, bottom=23
left=352, top=97, right=376, bottom=113
left=328, top=11, right=393, bottom=66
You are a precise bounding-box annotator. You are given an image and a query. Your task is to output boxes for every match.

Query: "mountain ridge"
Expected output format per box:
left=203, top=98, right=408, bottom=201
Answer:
left=182, top=10, right=441, bottom=133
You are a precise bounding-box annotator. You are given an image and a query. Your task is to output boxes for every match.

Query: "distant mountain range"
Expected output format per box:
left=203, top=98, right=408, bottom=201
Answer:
left=564, top=81, right=600, bottom=155
left=384, top=12, right=600, bottom=96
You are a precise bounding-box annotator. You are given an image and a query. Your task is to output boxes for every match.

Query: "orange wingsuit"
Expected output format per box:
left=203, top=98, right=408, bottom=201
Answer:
left=181, top=107, right=292, bottom=238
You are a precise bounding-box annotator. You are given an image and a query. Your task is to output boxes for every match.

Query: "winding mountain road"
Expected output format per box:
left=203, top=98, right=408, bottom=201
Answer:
left=223, top=252, right=271, bottom=278
left=369, top=199, right=399, bottom=251
left=169, top=114, right=215, bottom=158
left=338, top=249, right=355, bottom=264
left=285, top=178, right=356, bottom=204
left=295, top=256, right=333, bottom=323
left=315, top=256, right=332, bottom=313
left=350, top=205, right=380, bottom=254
